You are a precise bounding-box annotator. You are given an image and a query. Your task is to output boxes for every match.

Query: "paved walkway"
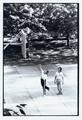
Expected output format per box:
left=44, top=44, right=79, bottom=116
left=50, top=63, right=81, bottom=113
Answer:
left=4, top=64, right=78, bottom=115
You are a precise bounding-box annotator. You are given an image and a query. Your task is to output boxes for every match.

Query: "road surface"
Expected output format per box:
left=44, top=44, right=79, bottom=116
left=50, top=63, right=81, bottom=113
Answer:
left=4, top=63, right=78, bottom=115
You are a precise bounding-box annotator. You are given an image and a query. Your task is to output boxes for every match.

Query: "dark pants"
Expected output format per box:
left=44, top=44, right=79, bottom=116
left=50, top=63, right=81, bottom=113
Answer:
left=41, top=78, right=49, bottom=95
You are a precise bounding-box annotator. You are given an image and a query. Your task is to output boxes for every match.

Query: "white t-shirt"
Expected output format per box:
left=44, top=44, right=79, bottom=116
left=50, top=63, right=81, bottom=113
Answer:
left=41, top=70, right=47, bottom=80
left=55, top=72, right=64, bottom=82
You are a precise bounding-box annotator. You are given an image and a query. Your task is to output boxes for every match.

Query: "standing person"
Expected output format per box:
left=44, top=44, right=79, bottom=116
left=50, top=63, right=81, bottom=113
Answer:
left=40, top=64, right=50, bottom=96
left=54, top=67, right=64, bottom=95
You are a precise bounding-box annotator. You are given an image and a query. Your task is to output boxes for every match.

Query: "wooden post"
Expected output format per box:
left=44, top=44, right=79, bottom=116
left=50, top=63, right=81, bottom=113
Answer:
left=20, top=30, right=27, bottom=59
left=67, top=35, right=70, bottom=47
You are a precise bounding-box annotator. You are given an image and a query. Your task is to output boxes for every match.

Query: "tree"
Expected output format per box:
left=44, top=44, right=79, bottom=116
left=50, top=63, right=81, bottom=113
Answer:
left=3, top=3, right=78, bottom=47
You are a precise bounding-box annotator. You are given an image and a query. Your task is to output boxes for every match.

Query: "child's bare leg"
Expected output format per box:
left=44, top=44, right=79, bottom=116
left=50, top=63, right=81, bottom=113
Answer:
left=60, top=82, right=63, bottom=94
left=57, top=83, right=60, bottom=94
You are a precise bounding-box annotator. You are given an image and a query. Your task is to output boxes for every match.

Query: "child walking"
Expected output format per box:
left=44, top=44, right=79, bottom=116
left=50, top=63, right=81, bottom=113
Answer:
left=40, top=64, right=50, bottom=96
left=54, top=67, right=64, bottom=95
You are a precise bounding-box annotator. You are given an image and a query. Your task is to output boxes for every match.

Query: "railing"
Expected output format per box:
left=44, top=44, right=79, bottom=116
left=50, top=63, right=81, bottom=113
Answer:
left=4, top=37, right=69, bottom=58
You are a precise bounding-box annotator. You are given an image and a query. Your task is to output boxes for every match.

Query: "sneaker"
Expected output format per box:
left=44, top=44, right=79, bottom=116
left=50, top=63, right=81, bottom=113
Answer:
left=43, top=94, right=46, bottom=96
left=60, top=92, right=63, bottom=95
left=57, top=93, right=60, bottom=95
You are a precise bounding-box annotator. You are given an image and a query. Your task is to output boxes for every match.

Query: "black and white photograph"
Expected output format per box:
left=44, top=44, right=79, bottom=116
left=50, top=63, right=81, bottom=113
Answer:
left=3, top=3, right=79, bottom=116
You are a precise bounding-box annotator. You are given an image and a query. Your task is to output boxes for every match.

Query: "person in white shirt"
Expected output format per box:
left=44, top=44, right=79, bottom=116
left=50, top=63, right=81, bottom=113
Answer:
left=40, top=65, right=50, bottom=95
left=54, top=67, right=64, bottom=95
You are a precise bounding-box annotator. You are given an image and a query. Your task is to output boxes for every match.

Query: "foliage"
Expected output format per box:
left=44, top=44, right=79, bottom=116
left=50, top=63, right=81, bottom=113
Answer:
left=3, top=3, right=78, bottom=39
left=4, top=104, right=27, bottom=116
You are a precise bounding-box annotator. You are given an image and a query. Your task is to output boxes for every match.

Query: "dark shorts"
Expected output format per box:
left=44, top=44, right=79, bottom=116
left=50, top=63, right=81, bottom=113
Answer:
left=41, top=78, right=46, bottom=87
